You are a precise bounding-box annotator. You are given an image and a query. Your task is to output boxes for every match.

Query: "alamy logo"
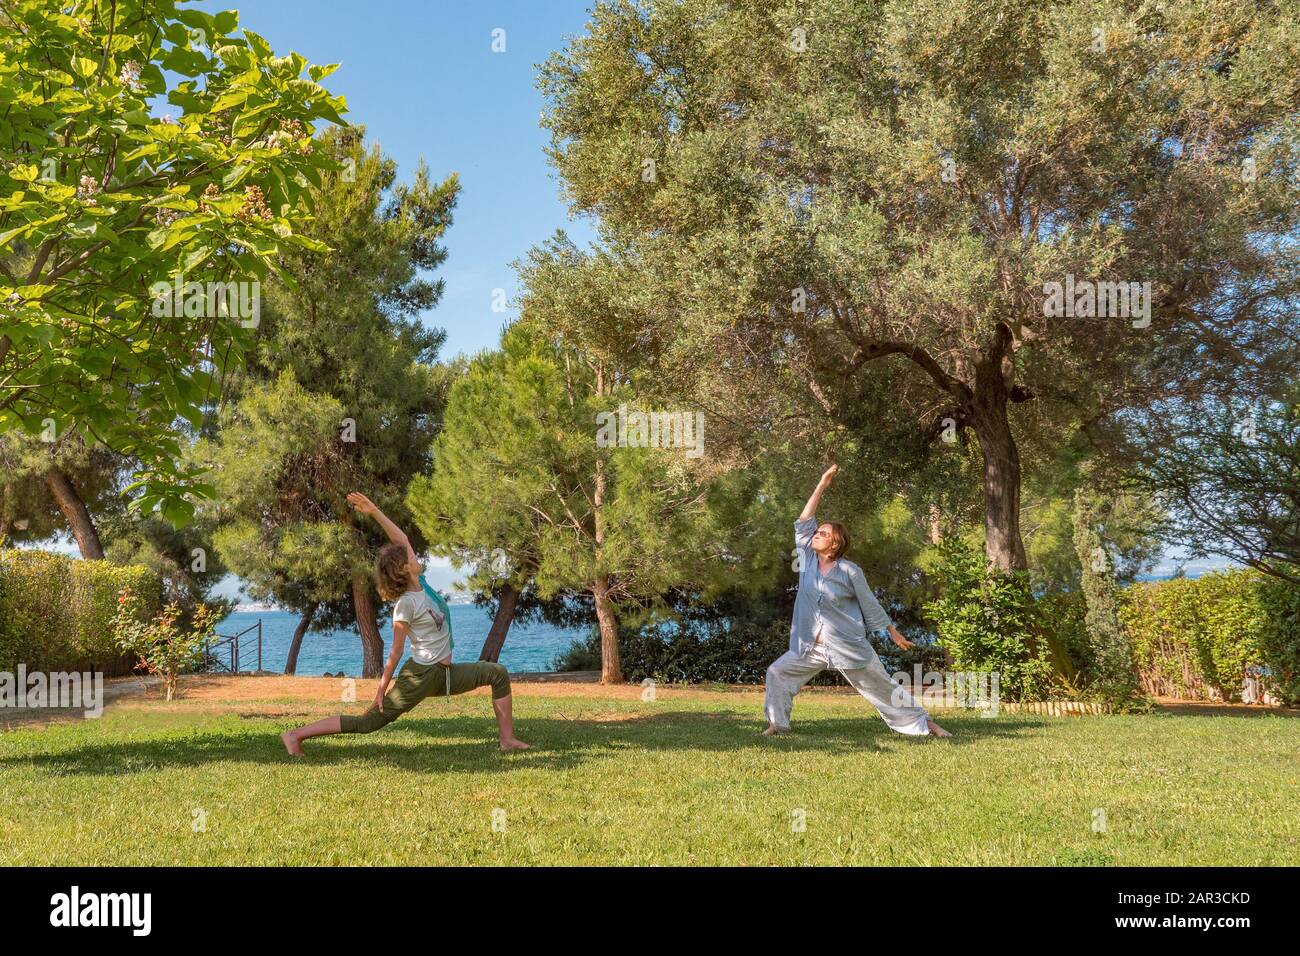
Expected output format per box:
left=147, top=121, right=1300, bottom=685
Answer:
left=1042, top=274, right=1151, bottom=328
left=149, top=275, right=260, bottom=327
left=49, top=886, right=151, bottom=936
left=595, top=403, right=704, bottom=458
left=0, top=666, right=103, bottom=718
left=890, top=666, right=1000, bottom=716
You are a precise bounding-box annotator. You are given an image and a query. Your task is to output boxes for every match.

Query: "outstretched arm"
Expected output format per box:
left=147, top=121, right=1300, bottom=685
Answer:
left=799, top=464, right=839, bottom=521
left=847, top=563, right=895, bottom=635
left=844, top=565, right=912, bottom=648
left=348, top=492, right=419, bottom=567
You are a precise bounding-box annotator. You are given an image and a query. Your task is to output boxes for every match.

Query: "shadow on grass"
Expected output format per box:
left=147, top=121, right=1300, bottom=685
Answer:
left=1, top=709, right=1039, bottom=779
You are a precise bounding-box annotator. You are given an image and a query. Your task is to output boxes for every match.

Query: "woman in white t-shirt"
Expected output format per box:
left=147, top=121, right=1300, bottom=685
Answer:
left=281, top=492, right=530, bottom=755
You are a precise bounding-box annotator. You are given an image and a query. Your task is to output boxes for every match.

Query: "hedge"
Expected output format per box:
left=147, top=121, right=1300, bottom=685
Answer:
left=1120, top=569, right=1300, bottom=705
left=0, top=548, right=162, bottom=676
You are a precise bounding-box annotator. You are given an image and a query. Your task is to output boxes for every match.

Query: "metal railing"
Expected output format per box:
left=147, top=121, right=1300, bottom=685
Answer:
left=202, top=620, right=263, bottom=674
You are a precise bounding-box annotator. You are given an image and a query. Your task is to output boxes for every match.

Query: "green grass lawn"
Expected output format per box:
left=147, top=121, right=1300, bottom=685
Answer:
left=2, top=692, right=1297, bottom=865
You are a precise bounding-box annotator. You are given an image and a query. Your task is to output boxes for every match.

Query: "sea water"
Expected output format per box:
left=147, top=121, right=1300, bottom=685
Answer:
left=214, top=606, right=585, bottom=676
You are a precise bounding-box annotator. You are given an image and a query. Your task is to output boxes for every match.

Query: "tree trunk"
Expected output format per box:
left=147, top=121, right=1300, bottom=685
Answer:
left=284, top=601, right=318, bottom=675
left=589, top=372, right=624, bottom=683
left=969, top=359, right=1027, bottom=572
left=479, top=582, right=520, bottom=663
left=592, top=575, right=623, bottom=684
left=45, top=467, right=104, bottom=559
left=351, top=574, right=384, bottom=678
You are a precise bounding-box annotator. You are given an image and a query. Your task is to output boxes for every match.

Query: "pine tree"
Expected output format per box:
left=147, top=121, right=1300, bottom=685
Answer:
left=204, top=128, right=458, bottom=676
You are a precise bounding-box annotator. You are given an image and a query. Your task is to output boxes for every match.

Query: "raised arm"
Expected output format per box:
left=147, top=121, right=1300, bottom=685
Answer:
left=347, top=491, right=419, bottom=566
left=799, top=465, right=839, bottom=521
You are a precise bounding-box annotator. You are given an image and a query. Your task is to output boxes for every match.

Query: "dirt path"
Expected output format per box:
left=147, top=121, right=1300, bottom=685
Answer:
left=0, top=675, right=159, bottom=731
left=164, top=673, right=768, bottom=703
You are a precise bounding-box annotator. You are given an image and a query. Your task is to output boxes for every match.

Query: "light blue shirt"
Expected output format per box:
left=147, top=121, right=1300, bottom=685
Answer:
left=790, top=517, right=894, bottom=669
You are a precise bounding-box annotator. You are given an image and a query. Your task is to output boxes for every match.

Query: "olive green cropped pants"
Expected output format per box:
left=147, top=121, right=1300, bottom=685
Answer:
left=339, top=659, right=511, bottom=735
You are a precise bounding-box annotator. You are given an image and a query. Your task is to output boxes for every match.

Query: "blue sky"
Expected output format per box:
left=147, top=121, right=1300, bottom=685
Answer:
left=197, top=0, right=598, bottom=361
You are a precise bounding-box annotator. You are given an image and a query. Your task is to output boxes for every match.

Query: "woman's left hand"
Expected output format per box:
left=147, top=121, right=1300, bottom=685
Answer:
left=888, top=626, right=914, bottom=650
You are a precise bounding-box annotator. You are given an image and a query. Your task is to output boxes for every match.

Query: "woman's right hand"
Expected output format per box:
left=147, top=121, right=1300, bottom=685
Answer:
left=373, top=685, right=386, bottom=712
left=821, top=464, right=839, bottom=484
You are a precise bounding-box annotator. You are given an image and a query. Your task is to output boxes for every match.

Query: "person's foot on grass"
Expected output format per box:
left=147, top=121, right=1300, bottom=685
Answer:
left=281, top=730, right=305, bottom=756
left=760, top=723, right=789, bottom=737
left=926, top=718, right=952, bottom=738
left=500, top=737, right=531, bottom=751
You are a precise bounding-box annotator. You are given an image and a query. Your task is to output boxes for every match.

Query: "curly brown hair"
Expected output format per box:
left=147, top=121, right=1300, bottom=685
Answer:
left=375, top=543, right=415, bottom=601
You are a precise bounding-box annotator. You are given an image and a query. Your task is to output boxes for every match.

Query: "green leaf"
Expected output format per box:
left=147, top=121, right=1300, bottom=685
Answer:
left=282, top=233, right=330, bottom=253
left=0, top=222, right=35, bottom=247
left=161, top=497, right=195, bottom=529
left=243, top=30, right=273, bottom=63
left=221, top=164, right=252, bottom=189
left=213, top=10, right=239, bottom=34
left=211, top=89, right=250, bottom=112
left=179, top=402, right=204, bottom=429
left=122, top=143, right=162, bottom=163
left=309, top=63, right=341, bottom=82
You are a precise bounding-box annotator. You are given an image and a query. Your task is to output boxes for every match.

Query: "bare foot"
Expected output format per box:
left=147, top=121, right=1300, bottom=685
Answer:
left=281, top=730, right=304, bottom=756
left=500, top=738, right=531, bottom=751
left=926, top=718, right=952, bottom=738
left=760, top=724, right=789, bottom=736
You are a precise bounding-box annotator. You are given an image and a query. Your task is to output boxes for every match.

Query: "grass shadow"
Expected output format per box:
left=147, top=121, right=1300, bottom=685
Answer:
left=1, top=708, right=1040, bottom=779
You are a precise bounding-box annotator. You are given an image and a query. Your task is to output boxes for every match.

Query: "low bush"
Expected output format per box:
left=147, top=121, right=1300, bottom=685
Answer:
left=0, top=548, right=161, bottom=675
left=923, top=539, right=1059, bottom=702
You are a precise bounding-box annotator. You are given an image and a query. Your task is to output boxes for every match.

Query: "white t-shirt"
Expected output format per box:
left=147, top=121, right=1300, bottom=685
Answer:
left=393, top=586, right=451, bottom=664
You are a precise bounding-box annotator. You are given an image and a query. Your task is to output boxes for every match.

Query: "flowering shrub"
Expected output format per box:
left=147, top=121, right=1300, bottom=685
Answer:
left=113, top=588, right=219, bottom=701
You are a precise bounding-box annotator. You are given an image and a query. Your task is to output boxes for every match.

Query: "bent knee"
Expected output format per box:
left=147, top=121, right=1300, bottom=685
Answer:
left=486, top=663, right=510, bottom=699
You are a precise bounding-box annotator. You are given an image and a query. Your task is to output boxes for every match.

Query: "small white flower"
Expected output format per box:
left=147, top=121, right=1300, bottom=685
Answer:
left=77, top=175, right=100, bottom=205
left=118, top=60, right=142, bottom=90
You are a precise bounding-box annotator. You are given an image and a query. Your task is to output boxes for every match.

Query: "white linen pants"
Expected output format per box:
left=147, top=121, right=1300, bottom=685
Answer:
left=764, top=641, right=931, bottom=736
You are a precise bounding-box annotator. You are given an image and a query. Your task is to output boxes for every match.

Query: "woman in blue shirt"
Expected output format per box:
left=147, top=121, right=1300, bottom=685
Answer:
left=763, top=465, right=952, bottom=738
